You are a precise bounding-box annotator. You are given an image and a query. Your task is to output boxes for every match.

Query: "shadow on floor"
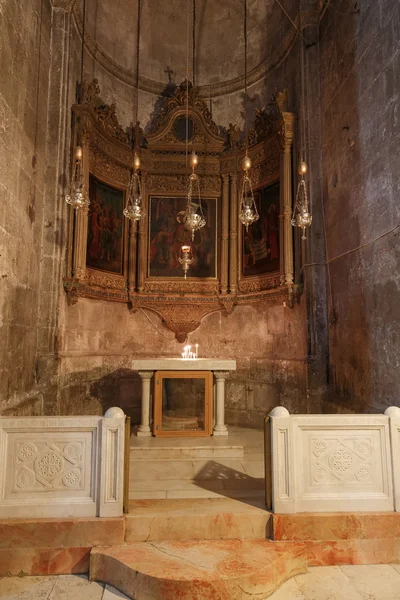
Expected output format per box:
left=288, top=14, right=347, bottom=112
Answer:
left=192, top=460, right=265, bottom=508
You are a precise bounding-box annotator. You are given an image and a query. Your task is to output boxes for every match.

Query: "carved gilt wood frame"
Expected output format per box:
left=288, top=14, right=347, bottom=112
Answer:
left=64, top=81, right=297, bottom=341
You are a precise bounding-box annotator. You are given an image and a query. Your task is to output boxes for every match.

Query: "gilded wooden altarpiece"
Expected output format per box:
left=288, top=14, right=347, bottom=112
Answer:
left=64, top=81, right=297, bottom=341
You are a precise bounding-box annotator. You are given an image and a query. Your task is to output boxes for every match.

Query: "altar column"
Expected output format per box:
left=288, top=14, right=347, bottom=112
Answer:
left=220, top=174, right=229, bottom=294
left=137, top=371, right=153, bottom=437
left=213, top=371, right=229, bottom=436
left=137, top=172, right=147, bottom=292
left=229, top=174, right=238, bottom=293
left=281, top=113, right=295, bottom=286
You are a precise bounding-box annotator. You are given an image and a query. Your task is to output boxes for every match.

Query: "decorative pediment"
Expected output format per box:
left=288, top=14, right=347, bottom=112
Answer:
left=146, top=81, right=225, bottom=153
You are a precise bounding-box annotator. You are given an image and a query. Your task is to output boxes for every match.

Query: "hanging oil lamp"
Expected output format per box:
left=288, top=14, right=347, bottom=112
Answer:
left=124, top=153, right=145, bottom=221
left=178, top=245, right=194, bottom=278
left=66, top=145, right=89, bottom=210
left=239, top=152, right=259, bottom=231
left=292, top=160, right=312, bottom=240
left=183, top=151, right=206, bottom=241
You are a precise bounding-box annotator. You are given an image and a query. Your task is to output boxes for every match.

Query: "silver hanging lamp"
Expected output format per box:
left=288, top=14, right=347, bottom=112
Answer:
left=66, top=0, right=89, bottom=211
left=239, top=0, right=259, bottom=232
left=291, top=25, right=312, bottom=240
left=124, top=0, right=145, bottom=223
left=182, top=0, right=206, bottom=243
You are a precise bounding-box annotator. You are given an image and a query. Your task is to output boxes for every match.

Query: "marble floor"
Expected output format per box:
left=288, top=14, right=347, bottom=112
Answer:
left=129, top=426, right=265, bottom=500
left=2, top=566, right=400, bottom=599
left=0, top=574, right=129, bottom=599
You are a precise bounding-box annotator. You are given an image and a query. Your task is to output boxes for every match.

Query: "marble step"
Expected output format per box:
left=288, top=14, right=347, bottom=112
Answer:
left=126, top=497, right=270, bottom=542
left=90, top=539, right=307, bottom=600
left=128, top=481, right=265, bottom=500
left=129, top=458, right=265, bottom=481
left=130, top=444, right=245, bottom=460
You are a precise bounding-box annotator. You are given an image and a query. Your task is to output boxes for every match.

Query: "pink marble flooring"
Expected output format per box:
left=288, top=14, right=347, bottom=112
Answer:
left=90, top=539, right=307, bottom=600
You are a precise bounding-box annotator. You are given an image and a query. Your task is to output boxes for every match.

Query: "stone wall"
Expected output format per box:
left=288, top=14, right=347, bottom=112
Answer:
left=320, top=0, right=400, bottom=412
left=58, top=296, right=308, bottom=428
left=0, top=0, right=53, bottom=415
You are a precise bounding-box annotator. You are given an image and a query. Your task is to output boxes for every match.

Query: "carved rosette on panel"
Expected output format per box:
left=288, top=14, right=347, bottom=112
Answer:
left=14, top=440, right=84, bottom=492
left=65, top=79, right=298, bottom=341
left=310, top=437, right=374, bottom=486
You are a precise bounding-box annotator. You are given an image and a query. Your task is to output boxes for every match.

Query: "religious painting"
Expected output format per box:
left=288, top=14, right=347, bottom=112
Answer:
left=148, top=196, right=217, bottom=278
left=86, top=174, right=125, bottom=274
left=242, top=180, right=280, bottom=277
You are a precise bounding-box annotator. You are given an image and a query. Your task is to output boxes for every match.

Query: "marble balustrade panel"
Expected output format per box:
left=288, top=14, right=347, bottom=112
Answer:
left=270, top=412, right=395, bottom=513
left=389, top=411, right=400, bottom=512
left=0, top=414, right=125, bottom=518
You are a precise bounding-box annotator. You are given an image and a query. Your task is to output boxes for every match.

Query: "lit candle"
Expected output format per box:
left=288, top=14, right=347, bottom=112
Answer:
left=195, top=344, right=198, bottom=358
left=181, top=245, right=191, bottom=255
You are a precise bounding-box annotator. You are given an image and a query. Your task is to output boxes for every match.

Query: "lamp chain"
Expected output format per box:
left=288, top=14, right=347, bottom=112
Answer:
left=244, top=0, right=248, bottom=147
left=192, top=0, right=196, bottom=88
left=79, top=0, right=87, bottom=103
left=134, top=0, right=141, bottom=127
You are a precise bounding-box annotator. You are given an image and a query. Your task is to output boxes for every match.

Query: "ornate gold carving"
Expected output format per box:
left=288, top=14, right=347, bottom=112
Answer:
left=151, top=160, right=220, bottom=174
left=130, top=298, right=222, bottom=343
left=238, top=274, right=281, bottom=293
left=226, top=123, right=241, bottom=149
left=88, top=144, right=130, bottom=187
left=85, top=270, right=127, bottom=291
left=143, top=281, right=219, bottom=294
left=146, top=174, right=220, bottom=194
left=149, top=81, right=220, bottom=138
left=94, top=103, right=128, bottom=144
left=66, top=81, right=298, bottom=338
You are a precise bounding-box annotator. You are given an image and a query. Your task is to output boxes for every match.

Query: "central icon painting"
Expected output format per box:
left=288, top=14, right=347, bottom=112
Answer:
left=148, top=196, right=217, bottom=279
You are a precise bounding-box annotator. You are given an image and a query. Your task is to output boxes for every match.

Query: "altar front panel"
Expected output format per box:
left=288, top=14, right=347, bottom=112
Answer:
left=153, top=371, right=213, bottom=437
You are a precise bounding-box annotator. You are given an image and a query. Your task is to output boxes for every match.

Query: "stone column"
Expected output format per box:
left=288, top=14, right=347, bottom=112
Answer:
left=300, top=1, right=329, bottom=411
left=281, top=113, right=295, bottom=286
left=36, top=4, right=72, bottom=414
left=229, top=174, right=238, bottom=294
left=137, top=371, right=153, bottom=437
left=220, top=174, right=229, bottom=294
left=213, top=371, right=229, bottom=436
left=137, top=173, right=147, bottom=292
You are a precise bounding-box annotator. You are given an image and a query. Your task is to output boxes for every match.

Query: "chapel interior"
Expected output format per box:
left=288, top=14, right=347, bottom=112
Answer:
left=1, top=0, right=400, bottom=598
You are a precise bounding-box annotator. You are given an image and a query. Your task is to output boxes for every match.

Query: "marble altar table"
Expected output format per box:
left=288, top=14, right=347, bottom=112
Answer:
left=131, top=359, right=236, bottom=437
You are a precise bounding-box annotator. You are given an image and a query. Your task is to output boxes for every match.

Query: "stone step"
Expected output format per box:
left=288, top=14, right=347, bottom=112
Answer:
left=129, top=458, right=265, bottom=481
left=0, top=517, right=125, bottom=577
left=126, top=498, right=271, bottom=542
left=273, top=512, right=400, bottom=541
left=129, top=489, right=265, bottom=500
left=130, top=445, right=245, bottom=460
left=90, top=539, right=307, bottom=600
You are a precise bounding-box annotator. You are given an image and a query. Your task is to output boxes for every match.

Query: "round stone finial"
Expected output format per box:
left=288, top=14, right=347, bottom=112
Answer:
left=269, top=406, right=290, bottom=417
left=384, top=406, right=400, bottom=417
left=105, top=407, right=125, bottom=419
